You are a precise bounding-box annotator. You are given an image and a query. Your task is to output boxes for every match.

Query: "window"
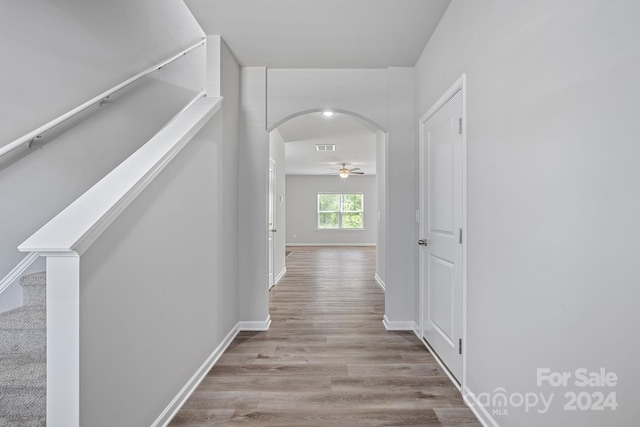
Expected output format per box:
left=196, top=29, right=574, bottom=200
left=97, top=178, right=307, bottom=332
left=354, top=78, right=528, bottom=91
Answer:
left=317, top=193, right=364, bottom=229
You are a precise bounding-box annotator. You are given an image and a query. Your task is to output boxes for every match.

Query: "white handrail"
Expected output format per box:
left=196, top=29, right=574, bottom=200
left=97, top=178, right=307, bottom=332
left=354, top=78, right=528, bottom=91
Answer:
left=19, top=95, right=221, bottom=256
left=0, top=38, right=206, bottom=159
left=1, top=90, right=206, bottom=298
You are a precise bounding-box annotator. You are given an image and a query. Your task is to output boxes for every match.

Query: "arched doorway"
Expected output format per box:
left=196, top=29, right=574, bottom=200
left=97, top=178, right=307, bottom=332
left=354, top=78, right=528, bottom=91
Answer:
left=267, top=109, right=388, bottom=306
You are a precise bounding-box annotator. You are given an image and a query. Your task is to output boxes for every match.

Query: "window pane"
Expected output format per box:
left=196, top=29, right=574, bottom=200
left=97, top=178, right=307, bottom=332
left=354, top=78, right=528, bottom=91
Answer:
left=318, top=194, right=340, bottom=212
left=318, top=212, right=339, bottom=228
left=342, top=213, right=363, bottom=229
left=342, top=194, right=363, bottom=212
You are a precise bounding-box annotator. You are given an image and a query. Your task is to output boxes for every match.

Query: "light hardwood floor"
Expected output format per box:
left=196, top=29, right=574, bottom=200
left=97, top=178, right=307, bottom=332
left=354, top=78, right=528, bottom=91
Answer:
left=170, top=246, right=481, bottom=426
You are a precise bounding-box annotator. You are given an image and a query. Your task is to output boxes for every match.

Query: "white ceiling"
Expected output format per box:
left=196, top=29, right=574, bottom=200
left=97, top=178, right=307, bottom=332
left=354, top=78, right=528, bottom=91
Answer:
left=278, top=112, right=377, bottom=176
left=184, top=0, right=451, bottom=68
left=184, top=0, right=450, bottom=175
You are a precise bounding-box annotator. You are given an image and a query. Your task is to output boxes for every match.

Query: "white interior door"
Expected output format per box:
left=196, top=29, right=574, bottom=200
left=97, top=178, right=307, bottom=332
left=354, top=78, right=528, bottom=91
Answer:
left=268, top=158, right=276, bottom=289
left=419, top=88, right=464, bottom=382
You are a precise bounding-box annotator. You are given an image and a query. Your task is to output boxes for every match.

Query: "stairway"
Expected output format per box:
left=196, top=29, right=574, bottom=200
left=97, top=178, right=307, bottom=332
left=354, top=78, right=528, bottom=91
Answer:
left=0, top=272, right=46, bottom=427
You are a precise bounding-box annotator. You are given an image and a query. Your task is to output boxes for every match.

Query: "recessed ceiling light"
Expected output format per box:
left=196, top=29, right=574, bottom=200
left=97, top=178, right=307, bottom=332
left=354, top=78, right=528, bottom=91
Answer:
left=322, top=111, right=334, bottom=117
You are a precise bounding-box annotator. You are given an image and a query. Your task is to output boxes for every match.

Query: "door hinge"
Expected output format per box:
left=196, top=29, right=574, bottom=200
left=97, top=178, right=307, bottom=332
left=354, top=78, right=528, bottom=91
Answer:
left=458, top=118, right=463, bottom=134
left=459, top=228, right=463, bottom=244
left=459, top=338, right=462, bottom=355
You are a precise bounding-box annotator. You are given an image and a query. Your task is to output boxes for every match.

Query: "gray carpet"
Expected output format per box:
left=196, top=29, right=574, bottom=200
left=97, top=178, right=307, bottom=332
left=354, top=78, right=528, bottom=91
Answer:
left=0, top=272, right=46, bottom=424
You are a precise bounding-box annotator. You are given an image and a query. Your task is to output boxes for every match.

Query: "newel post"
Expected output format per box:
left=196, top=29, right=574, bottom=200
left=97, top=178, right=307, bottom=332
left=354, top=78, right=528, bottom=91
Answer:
left=44, top=251, right=80, bottom=427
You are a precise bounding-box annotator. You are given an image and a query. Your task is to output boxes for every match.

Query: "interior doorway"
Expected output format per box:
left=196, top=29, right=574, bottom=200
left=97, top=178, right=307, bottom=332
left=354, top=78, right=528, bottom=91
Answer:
left=268, top=109, right=387, bottom=298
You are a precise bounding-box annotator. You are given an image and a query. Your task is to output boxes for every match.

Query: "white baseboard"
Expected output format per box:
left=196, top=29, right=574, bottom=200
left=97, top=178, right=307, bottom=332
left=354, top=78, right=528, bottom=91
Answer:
left=417, top=331, right=461, bottom=392
left=238, top=315, right=272, bottom=331
left=274, top=267, right=286, bottom=284
left=152, top=323, right=240, bottom=427
left=154, top=314, right=274, bottom=426
left=374, top=273, right=386, bottom=291
left=286, top=243, right=376, bottom=247
left=462, top=386, right=499, bottom=427
left=412, top=322, right=419, bottom=337
left=413, top=330, right=492, bottom=426
left=382, top=315, right=417, bottom=331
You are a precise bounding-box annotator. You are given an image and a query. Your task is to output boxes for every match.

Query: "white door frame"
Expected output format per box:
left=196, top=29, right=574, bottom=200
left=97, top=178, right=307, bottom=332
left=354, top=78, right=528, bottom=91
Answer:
left=268, top=157, right=277, bottom=289
left=418, top=74, right=467, bottom=390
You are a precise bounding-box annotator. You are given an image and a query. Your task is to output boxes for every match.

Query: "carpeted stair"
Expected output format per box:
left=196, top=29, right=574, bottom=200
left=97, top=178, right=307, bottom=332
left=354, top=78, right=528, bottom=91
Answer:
left=0, top=272, right=46, bottom=427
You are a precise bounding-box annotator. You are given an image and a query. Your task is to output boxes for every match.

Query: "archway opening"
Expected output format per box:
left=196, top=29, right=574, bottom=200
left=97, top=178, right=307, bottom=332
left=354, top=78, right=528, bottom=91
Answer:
left=267, top=109, right=388, bottom=300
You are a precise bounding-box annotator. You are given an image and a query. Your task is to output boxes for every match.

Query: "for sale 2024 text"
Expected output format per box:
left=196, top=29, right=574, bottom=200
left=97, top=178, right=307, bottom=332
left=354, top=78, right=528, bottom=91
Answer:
left=537, top=368, right=618, bottom=411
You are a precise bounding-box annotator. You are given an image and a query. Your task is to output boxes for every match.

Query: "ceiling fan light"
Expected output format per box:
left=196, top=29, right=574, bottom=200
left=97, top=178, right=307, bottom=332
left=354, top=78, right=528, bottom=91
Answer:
left=339, top=172, right=349, bottom=179
left=322, top=110, right=334, bottom=117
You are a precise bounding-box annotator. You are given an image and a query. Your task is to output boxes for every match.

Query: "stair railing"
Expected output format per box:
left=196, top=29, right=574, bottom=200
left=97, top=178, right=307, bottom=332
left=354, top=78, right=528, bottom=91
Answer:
left=18, top=89, right=222, bottom=427
left=0, top=39, right=205, bottom=159
left=0, top=38, right=206, bottom=306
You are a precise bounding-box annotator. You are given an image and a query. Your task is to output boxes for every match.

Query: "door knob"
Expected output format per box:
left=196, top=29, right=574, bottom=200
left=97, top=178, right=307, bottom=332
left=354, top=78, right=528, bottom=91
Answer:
left=417, top=239, right=428, bottom=246
left=271, top=229, right=277, bottom=233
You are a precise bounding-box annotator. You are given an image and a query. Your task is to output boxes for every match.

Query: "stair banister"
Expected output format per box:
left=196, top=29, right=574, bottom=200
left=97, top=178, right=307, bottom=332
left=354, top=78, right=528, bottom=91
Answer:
left=18, top=93, right=222, bottom=427
left=0, top=38, right=205, bottom=159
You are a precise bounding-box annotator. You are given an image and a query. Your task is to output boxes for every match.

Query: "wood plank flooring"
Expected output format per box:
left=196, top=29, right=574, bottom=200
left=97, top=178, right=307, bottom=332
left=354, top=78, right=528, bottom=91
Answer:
left=170, top=246, right=481, bottom=426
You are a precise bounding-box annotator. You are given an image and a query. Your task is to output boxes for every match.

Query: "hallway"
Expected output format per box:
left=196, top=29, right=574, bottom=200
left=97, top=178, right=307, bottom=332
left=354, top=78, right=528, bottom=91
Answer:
left=170, top=247, right=480, bottom=426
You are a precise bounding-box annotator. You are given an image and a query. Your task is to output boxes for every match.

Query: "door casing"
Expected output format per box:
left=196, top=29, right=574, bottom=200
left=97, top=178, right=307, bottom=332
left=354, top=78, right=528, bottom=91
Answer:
left=268, top=157, right=276, bottom=289
left=418, top=74, right=467, bottom=390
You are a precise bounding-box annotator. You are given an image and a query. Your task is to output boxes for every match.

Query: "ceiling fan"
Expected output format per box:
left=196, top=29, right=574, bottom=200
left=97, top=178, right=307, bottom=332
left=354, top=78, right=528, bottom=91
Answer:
left=336, top=163, right=364, bottom=179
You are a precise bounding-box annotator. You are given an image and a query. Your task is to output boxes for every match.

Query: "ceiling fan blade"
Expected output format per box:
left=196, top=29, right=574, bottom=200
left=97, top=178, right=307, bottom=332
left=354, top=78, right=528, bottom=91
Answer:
left=350, top=171, right=365, bottom=175
left=348, top=167, right=361, bottom=172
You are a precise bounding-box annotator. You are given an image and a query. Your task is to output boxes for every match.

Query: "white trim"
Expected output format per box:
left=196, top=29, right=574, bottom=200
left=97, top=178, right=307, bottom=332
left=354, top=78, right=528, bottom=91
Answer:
left=382, top=315, right=415, bottom=331
left=268, top=157, right=277, bottom=290
left=286, top=243, right=376, bottom=247
left=314, top=229, right=365, bottom=231
left=46, top=253, right=80, bottom=427
left=374, top=273, right=386, bottom=291
left=274, top=267, right=287, bottom=284
left=267, top=108, right=387, bottom=133
left=460, top=74, right=469, bottom=392
left=416, top=330, right=461, bottom=392
left=414, top=323, right=491, bottom=426
left=412, top=321, right=420, bottom=337
left=152, top=324, right=240, bottom=427
left=238, top=315, right=272, bottom=331
left=418, top=73, right=468, bottom=391
left=0, top=252, right=39, bottom=296
left=462, top=386, right=499, bottom=427
left=19, top=96, right=221, bottom=256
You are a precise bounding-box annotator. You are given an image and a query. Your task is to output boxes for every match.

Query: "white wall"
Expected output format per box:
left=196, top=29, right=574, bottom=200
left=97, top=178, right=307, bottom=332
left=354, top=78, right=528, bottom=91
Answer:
left=76, top=32, right=240, bottom=426
left=267, top=69, right=388, bottom=130
left=286, top=175, right=377, bottom=246
left=385, top=67, right=417, bottom=324
left=80, top=113, right=234, bottom=427
left=0, top=0, right=205, bottom=307
left=416, top=0, right=640, bottom=425
left=259, top=67, right=414, bottom=326
left=238, top=67, right=270, bottom=324
left=0, top=2, right=245, bottom=424
left=269, top=130, right=287, bottom=281
left=0, top=0, right=204, bottom=145
left=213, top=36, right=242, bottom=332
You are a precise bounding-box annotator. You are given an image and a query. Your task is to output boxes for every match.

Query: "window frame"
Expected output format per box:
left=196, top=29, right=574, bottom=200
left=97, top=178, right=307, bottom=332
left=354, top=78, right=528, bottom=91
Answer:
left=317, top=192, right=365, bottom=230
